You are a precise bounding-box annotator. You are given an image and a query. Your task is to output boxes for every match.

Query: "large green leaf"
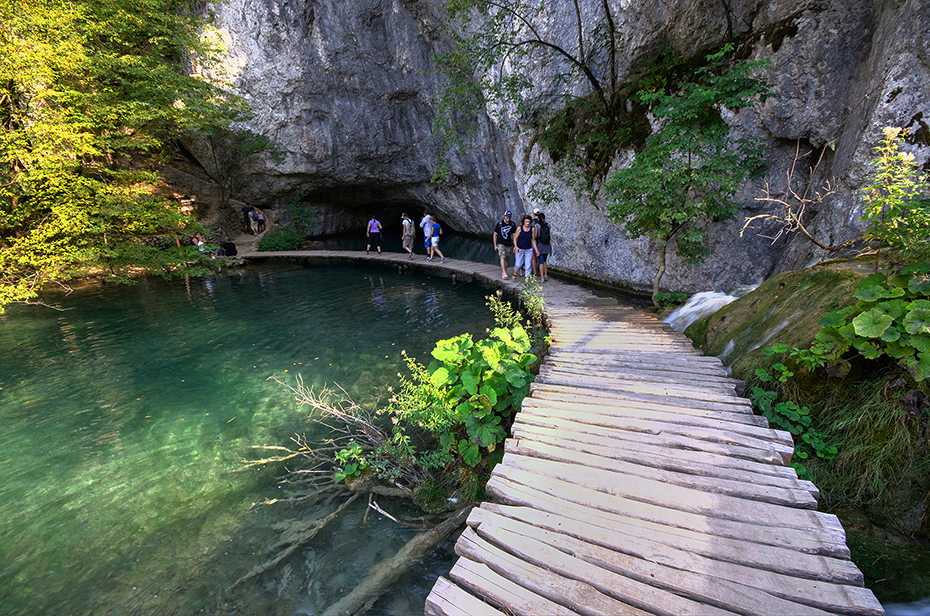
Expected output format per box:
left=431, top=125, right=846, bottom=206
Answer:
left=904, top=352, right=930, bottom=382
left=429, top=365, right=454, bottom=388
left=819, top=307, right=855, bottom=328
left=504, top=368, right=528, bottom=388
left=852, top=309, right=895, bottom=338
left=909, top=334, right=930, bottom=354
left=431, top=334, right=473, bottom=363
left=458, top=439, right=481, bottom=467
left=874, top=299, right=907, bottom=320
left=461, top=369, right=480, bottom=396
left=909, top=276, right=930, bottom=296
left=901, top=262, right=930, bottom=276
left=903, top=308, right=930, bottom=335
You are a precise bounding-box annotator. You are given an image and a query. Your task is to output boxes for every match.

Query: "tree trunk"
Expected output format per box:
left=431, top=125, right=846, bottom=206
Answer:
left=652, top=238, right=669, bottom=307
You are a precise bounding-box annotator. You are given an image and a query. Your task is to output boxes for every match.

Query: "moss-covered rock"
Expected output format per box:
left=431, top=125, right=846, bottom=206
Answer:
left=686, top=263, right=865, bottom=375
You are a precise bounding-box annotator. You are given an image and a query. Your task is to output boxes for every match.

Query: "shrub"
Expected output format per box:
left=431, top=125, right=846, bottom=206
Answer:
left=258, top=228, right=304, bottom=251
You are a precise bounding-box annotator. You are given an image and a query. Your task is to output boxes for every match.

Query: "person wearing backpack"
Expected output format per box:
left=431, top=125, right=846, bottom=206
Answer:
left=534, top=212, right=551, bottom=283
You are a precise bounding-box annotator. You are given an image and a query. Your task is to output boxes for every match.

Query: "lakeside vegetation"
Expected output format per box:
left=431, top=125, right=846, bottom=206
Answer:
left=0, top=0, right=265, bottom=312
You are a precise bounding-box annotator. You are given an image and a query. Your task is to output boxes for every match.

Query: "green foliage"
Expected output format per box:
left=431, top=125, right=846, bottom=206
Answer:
left=861, top=127, right=930, bottom=265
left=654, top=291, right=688, bottom=307
left=334, top=441, right=369, bottom=483
left=330, top=304, right=538, bottom=505
left=0, top=0, right=253, bottom=312
left=258, top=228, right=305, bottom=252
left=750, top=356, right=838, bottom=478
left=287, top=194, right=319, bottom=236
left=811, top=263, right=930, bottom=382
left=605, top=44, right=772, bottom=305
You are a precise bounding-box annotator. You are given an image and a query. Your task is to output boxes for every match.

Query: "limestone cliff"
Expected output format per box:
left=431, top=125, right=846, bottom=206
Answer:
left=194, top=0, right=929, bottom=294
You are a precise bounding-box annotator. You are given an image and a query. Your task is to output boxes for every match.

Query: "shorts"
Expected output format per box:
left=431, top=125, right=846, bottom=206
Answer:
left=497, top=244, right=513, bottom=261
left=538, top=253, right=549, bottom=264
left=430, top=236, right=439, bottom=247
left=368, top=232, right=381, bottom=248
left=403, top=235, right=414, bottom=251
left=424, top=236, right=431, bottom=248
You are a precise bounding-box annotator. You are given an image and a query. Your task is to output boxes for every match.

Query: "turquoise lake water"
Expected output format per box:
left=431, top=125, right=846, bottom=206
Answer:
left=0, top=263, right=494, bottom=615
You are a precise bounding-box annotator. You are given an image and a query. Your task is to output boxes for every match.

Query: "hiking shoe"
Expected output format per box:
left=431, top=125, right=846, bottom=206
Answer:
left=440, top=258, right=445, bottom=263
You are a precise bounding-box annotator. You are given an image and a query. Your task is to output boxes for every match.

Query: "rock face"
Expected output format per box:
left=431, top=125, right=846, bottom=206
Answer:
left=197, top=0, right=929, bottom=294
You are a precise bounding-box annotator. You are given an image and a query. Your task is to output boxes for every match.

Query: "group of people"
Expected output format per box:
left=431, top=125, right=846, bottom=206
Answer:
left=368, top=212, right=446, bottom=262
left=191, top=233, right=238, bottom=257
left=493, top=208, right=552, bottom=282
left=241, top=205, right=266, bottom=235
left=365, top=208, right=553, bottom=279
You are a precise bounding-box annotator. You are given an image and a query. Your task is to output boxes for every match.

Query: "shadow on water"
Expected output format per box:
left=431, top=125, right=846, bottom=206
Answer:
left=0, top=263, right=493, bottom=615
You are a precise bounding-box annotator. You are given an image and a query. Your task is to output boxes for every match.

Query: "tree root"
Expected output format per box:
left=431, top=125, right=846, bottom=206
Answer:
left=321, top=505, right=471, bottom=616
left=230, top=492, right=362, bottom=590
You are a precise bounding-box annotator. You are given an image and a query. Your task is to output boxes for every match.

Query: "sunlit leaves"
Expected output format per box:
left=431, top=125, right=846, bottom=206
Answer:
left=0, top=0, right=247, bottom=311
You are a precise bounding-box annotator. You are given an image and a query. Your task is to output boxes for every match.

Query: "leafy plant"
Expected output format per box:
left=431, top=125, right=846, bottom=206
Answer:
left=330, top=310, right=537, bottom=498
left=861, top=127, right=930, bottom=267
left=334, top=441, right=369, bottom=483
left=811, top=262, right=930, bottom=381
left=258, top=228, right=305, bottom=252
left=654, top=291, right=688, bottom=307
left=749, top=352, right=838, bottom=478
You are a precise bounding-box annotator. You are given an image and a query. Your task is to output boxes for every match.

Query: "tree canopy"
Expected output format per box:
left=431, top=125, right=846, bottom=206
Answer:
left=0, top=0, right=247, bottom=312
left=605, top=46, right=772, bottom=304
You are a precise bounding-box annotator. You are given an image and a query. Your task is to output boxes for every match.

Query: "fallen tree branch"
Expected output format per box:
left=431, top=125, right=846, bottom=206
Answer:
left=230, top=492, right=362, bottom=590
left=321, top=505, right=472, bottom=616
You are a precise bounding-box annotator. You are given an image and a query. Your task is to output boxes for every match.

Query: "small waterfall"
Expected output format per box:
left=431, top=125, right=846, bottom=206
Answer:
left=663, top=291, right=739, bottom=332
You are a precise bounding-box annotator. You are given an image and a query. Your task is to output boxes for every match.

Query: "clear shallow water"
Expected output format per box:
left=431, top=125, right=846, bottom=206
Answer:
left=0, top=263, right=493, bottom=615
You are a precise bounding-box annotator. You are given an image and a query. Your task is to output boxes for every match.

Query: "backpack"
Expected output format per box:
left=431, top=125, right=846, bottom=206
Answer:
left=537, top=221, right=550, bottom=244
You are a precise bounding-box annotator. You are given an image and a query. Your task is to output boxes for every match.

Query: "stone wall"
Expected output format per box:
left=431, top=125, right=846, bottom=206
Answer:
left=195, top=0, right=929, bottom=293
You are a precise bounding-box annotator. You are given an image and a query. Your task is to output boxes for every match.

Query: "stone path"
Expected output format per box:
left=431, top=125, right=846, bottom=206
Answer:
left=240, top=251, right=884, bottom=616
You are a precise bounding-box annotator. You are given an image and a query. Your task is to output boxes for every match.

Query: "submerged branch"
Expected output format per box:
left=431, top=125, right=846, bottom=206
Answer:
left=230, top=492, right=362, bottom=590
left=321, top=506, right=472, bottom=616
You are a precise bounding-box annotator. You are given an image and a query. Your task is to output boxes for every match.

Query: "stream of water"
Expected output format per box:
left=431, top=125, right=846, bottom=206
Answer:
left=0, top=263, right=494, bottom=615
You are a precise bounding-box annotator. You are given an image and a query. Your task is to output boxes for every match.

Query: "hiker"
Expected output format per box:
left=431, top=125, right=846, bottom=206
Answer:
left=535, top=212, right=551, bottom=283
left=366, top=216, right=382, bottom=255
left=401, top=212, right=415, bottom=259
left=513, top=214, right=537, bottom=279
left=493, top=210, right=517, bottom=279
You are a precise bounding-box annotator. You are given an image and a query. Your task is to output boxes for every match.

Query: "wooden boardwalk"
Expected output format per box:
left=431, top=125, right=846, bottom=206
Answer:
left=243, top=251, right=883, bottom=616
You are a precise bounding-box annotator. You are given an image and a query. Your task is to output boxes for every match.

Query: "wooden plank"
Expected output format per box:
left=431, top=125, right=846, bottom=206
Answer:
left=522, top=402, right=797, bottom=460
left=510, top=422, right=802, bottom=485
left=534, top=373, right=750, bottom=406
left=475, top=512, right=837, bottom=616
left=424, top=577, right=507, bottom=616
left=540, top=363, right=737, bottom=389
left=547, top=349, right=729, bottom=374
left=529, top=381, right=756, bottom=415
left=456, top=527, right=652, bottom=616
left=504, top=440, right=818, bottom=508
left=528, top=386, right=764, bottom=424
left=485, top=473, right=853, bottom=563
left=457, top=528, right=738, bottom=616
left=473, top=507, right=881, bottom=616
left=522, top=396, right=785, bottom=443
left=498, top=454, right=827, bottom=530
left=449, top=559, right=578, bottom=616
left=516, top=411, right=791, bottom=465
